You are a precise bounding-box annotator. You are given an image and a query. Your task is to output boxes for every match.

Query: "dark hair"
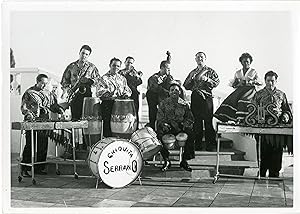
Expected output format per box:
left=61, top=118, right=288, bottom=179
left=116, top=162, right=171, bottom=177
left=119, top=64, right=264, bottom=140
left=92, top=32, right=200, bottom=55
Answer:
left=239, top=53, right=253, bottom=63
left=36, top=74, right=48, bottom=83
left=160, top=60, right=170, bottom=69
left=109, top=57, right=122, bottom=66
left=264, top=70, right=278, bottom=80
left=195, top=52, right=207, bottom=58
left=80, top=45, right=92, bottom=54
left=125, top=56, right=135, bottom=62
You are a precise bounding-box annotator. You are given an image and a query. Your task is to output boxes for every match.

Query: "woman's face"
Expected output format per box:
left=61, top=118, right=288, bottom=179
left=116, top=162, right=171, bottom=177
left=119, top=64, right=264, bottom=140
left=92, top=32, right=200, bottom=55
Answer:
left=241, top=57, right=251, bottom=69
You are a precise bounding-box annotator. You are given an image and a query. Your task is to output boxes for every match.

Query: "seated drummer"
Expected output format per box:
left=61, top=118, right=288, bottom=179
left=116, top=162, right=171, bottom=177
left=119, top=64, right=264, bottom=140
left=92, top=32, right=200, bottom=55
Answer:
left=96, top=57, right=132, bottom=137
left=20, top=74, right=64, bottom=176
left=252, top=70, right=293, bottom=177
left=156, top=81, right=195, bottom=172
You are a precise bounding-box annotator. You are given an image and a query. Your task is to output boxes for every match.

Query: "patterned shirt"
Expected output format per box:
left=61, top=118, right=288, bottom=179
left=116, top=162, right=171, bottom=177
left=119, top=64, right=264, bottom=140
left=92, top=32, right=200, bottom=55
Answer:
left=183, top=66, right=219, bottom=97
left=61, top=60, right=100, bottom=89
left=157, top=97, right=194, bottom=130
left=252, top=87, right=292, bottom=120
left=231, top=68, right=261, bottom=88
left=96, top=72, right=132, bottom=99
left=147, top=72, right=174, bottom=102
left=21, top=85, right=62, bottom=120
left=119, top=68, right=142, bottom=96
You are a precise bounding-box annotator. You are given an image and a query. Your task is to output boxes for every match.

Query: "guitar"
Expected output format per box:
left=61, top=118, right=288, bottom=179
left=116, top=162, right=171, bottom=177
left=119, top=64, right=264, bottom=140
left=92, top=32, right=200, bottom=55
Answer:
left=63, top=63, right=91, bottom=105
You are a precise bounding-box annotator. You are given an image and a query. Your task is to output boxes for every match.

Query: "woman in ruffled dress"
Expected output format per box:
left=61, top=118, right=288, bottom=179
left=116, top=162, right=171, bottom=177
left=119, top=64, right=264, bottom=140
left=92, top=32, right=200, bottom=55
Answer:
left=214, top=53, right=262, bottom=123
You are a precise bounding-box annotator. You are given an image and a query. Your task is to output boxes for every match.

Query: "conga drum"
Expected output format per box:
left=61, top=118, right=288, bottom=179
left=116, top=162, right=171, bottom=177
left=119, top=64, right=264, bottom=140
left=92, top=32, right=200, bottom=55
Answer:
left=130, top=127, right=162, bottom=160
left=110, top=99, right=137, bottom=139
left=88, top=137, right=143, bottom=188
left=82, top=97, right=102, bottom=147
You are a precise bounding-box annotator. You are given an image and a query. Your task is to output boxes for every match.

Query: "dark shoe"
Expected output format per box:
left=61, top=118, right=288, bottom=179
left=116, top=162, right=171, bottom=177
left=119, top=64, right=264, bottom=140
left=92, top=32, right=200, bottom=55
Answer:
left=22, top=170, right=31, bottom=177
left=35, top=169, right=47, bottom=175
left=180, top=160, right=192, bottom=172
left=269, top=171, right=280, bottom=178
left=161, top=160, right=171, bottom=172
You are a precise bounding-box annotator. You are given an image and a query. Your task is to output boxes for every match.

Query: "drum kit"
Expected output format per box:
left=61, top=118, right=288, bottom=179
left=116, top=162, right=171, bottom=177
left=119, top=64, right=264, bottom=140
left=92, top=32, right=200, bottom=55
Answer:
left=81, top=97, right=163, bottom=188
left=74, top=97, right=188, bottom=188
left=87, top=127, right=162, bottom=188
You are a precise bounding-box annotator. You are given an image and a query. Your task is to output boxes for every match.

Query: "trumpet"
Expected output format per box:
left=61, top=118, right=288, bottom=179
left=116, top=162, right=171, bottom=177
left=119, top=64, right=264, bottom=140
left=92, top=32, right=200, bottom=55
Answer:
left=129, top=66, right=143, bottom=78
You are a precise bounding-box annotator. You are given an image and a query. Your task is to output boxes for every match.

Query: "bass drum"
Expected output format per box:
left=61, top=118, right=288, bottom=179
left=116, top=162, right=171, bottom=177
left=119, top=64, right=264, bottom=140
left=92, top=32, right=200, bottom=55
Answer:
left=88, top=137, right=143, bottom=188
left=130, top=127, right=162, bottom=160
left=110, top=99, right=137, bottom=139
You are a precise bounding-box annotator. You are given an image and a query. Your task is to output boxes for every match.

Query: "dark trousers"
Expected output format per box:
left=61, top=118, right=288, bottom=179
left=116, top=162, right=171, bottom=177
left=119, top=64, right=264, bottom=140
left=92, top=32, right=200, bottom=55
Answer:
left=101, top=100, right=114, bottom=137
left=191, top=91, right=216, bottom=149
left=70, top=86, right=92, bottom=121
left=146, top=90, right=159, bottom=130
left=131, top=92, right=140, bottom=129
left=158, top=125, right=195, bottom=161
left=256, top=135, right=283, bottom=177
left=22, top=130, right=48, bottom=171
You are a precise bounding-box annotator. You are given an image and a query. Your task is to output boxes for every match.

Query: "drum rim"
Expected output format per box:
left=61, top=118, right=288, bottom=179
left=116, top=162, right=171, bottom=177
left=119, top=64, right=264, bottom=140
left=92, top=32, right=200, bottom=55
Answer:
left=97, top=138, right=144, bottom=188
left=114, top=99, right=134, bottom=102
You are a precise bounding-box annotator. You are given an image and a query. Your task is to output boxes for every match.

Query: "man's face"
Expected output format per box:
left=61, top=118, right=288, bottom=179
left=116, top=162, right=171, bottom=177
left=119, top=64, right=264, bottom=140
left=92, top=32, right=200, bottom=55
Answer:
left=265, top=75, right=277, bottom=90
left=195, top=53, right=206, bottom=66
left=161, top=63, right=171, bottom=75
left=79, top=49, right=91, bottom=62
left=125, top=58, right=134, bottom=70
left=241, top=58, right=251, bottom=69
left=169, top=85, right=180, bottom=99
left=36, top=77, right=48, bottom=90
left=110, top=60, right=121, bottom=73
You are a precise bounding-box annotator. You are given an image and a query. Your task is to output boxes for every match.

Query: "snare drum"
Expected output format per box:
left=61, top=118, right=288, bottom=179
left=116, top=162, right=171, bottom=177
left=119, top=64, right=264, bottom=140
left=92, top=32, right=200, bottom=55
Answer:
left=130, top=127, right=162, bottom=160
left=88, top=137, right=143, bottom=188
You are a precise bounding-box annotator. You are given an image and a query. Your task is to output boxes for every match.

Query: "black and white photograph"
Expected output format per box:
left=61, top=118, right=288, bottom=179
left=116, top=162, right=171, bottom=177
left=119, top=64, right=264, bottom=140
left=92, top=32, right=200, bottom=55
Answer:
left=1, top=1, right=299, bottom=213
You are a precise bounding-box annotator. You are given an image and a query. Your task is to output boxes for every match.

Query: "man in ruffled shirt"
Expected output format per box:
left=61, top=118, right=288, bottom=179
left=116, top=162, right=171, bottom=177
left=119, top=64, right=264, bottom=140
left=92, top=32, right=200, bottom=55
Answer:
left=146, top=51, right=173, bottom=130
left=96, top=57, right=132, bottom=137
left=183, top=52, right=220, bottom=151
left=252, top=70, right=292, bottom=177
left=157, top=81, right=195, bottom=172
left=21, top=74, right=64, bottom=176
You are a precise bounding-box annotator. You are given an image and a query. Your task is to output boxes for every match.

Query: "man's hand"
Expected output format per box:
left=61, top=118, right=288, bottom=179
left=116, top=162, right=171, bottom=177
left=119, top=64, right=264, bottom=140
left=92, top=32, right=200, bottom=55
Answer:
left=24, top=113, right=35, bottom=121
left=161, top=123, right=171, bottom=133
left=281, top=113, right=290, bottom=123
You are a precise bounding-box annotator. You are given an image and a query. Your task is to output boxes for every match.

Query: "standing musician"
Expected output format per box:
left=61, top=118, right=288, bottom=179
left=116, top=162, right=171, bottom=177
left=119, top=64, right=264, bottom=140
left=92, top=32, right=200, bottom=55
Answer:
left=252, top=71, right=292, bottom=178
left=61, top=45, right=100, bottom=120
left=119, top=56, right=143, bottom=128
left=146, top=51, right=173, bottom=130
left=61, top=45, right=100, bottom=150
left=96, top=57, right=132, bottom=137
left=183, top=52, right=220, bottom=151
left=157, top=81, right=195, bottom=172
left=21, top=74, right=65, bottom=176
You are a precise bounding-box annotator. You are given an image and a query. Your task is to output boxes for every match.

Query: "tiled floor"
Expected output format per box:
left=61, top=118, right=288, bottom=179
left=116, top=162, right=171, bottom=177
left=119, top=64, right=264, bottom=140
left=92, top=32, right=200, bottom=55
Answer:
left=8, top=153, right=293, bottom=209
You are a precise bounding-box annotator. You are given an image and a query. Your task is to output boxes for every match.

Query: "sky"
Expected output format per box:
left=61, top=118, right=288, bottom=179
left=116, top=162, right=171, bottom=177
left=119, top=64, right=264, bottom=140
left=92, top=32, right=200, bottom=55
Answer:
left=10, top=10, right=294, bottom=100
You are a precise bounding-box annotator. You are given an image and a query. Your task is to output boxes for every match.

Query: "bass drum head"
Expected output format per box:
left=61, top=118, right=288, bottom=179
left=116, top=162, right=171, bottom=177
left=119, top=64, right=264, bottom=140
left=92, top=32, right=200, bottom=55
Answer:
left=98, top=139, right=143, bottom=188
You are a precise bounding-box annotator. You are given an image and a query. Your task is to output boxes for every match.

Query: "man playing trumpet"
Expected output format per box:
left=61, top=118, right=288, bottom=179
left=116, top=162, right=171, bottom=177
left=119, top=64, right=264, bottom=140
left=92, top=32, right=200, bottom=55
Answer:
left=119, top=56, right=143, bottom=128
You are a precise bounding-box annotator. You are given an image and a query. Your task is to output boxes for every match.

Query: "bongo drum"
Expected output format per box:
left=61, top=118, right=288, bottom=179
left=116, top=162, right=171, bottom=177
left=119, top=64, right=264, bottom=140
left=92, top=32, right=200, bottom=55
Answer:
left=88, top=137, right=143, bottom=188
left=82, top=97, right=102, bottom=147
left=130, top=127, right=162, bottom=160
left=162, top=134, right=176, bottom=150
left=111, top=99, right=137, bottom=139
left=176, top=132, right=188, bottom=147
